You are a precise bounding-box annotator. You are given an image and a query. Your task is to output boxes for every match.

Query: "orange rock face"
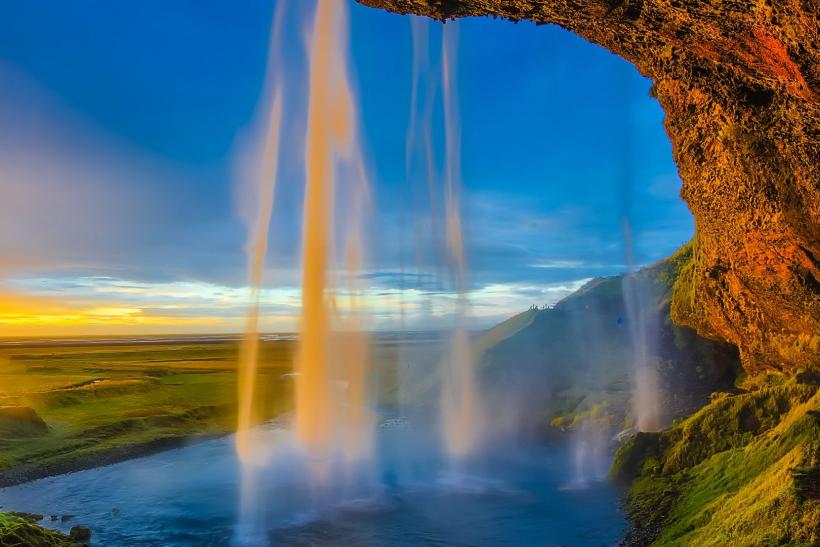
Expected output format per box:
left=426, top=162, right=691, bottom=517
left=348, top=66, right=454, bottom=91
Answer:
left=357, top=0, right=819, bottom=374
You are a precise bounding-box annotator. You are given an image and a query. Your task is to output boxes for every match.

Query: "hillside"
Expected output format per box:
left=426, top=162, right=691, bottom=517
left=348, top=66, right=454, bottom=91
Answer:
left=479, top=245, right=819, bottom=544
left=479, top=245, right=740, bottom=433
left=612, top=377, right=819, bottom=545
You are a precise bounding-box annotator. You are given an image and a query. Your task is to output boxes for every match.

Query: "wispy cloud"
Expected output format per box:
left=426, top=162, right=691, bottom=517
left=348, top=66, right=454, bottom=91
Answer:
left=0, top=64, right=246, bottom=286
left=0, top=272, right=594, bottom=335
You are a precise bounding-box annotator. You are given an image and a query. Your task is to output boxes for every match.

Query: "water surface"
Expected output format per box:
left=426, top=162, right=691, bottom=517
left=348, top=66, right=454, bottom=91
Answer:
left=0, top=422, right=625, bottom=546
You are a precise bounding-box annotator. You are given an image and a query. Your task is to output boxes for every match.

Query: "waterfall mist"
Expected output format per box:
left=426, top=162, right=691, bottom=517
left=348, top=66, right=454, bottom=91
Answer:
left=617, top=67, right=662, bottom=433
left=230, top=2, right=635, bottom=542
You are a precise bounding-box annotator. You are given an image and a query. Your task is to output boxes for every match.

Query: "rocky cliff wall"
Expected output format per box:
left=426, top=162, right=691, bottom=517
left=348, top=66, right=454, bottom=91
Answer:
left=357, top=0, right=820, bottom=374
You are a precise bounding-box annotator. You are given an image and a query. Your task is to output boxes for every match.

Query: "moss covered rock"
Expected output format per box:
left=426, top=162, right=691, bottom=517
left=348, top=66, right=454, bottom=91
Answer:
left=0, top=513, right=78, bottom=547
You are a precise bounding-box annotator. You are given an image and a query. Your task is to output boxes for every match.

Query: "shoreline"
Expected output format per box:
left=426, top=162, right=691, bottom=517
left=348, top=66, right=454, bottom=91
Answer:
left=0, top=433, right=226, bottom=489
left=0, top=413, right=298, bottom=489
left=1, top=428, right=633, bottom=546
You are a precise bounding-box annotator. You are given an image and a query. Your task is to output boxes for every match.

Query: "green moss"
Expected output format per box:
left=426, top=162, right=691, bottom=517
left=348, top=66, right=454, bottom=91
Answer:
left=0, top=513, right=76, bottom=546
left=657, top=240, right=694, bottom=292
left=669, top=236, right=705, bottom=331
left=611, top=431, right=665, bottom=485
left=615, top=383, right=820, bottom=545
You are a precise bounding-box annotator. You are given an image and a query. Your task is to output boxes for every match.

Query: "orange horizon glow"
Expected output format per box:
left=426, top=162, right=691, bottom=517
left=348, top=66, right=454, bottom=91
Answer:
left=0, top=290, right=226, bottom=337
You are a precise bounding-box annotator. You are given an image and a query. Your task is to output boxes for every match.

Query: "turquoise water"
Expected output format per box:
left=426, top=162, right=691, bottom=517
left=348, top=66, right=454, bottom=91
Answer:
left=0, top=422, right=625, bottom=546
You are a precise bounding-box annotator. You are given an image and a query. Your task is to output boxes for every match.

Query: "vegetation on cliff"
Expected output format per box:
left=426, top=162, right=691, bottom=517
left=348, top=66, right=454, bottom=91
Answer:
left=612, top=376, right=820, bottom=546
left=351, top=2, right=819, bottom=542
left=478, top=243, right=819, bottom=544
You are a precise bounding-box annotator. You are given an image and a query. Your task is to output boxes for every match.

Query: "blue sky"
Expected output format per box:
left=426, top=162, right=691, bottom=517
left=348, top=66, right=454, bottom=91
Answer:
left=0, top=0, right=692, bottom=334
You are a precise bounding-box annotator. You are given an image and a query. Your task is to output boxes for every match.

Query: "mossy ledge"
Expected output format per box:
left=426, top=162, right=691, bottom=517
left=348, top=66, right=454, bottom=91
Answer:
left=611, top=378, right=820, bottom=546
left=0, top=513, right=80, bottom=547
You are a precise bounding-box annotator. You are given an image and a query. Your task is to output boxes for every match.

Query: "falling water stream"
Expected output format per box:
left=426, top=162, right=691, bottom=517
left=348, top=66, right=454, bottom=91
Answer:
left=622, top=223, right=662, bottom=432
left=295, top=0, right=343, bottom=460
left=234, top=2, right=288, bottom=541
left=438, top=25, right=482, bottom=461
left=235, top=13, right=285, bottom=464
left=405, top=18, right=481, bottom=462
left=234, top=2, right=376, bottom=539
left=295, top=0, right=374, bottom=472
left=217, top=0, right=624, bottom=542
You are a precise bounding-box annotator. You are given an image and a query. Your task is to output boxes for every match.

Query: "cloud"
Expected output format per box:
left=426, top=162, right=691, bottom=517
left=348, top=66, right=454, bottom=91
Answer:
left=0, top=270, right=593, bottom=335
left=0, top=63, right=247, bottom=286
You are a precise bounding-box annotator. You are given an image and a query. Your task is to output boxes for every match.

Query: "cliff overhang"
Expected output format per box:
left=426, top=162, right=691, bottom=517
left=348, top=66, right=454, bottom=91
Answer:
left=357, top=0, right=820, bottom=374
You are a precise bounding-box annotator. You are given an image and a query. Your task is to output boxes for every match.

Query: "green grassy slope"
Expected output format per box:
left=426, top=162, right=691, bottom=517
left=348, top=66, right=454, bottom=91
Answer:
left=479, top=243, right=819, bottom=544
left=474, top=308, right=540, bottom=352
left=613, top=378, right=820, bottom=546
left=0, top=335, right=418, bottom=541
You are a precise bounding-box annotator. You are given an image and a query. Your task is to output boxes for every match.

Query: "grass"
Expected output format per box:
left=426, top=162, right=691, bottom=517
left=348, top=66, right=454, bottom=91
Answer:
left=2, top=251, right=804, bottom=545
left=0, top=338, right=298, bottom=485
left=612, top=377, right=820, bottom=545
left=474, top=308, right=540, bottom=353
left=0, top=333, right=431, bottom=485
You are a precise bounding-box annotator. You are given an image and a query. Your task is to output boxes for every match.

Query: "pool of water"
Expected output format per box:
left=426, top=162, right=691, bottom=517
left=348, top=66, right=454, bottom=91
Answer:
left=0, top=421, right=626, bottom=546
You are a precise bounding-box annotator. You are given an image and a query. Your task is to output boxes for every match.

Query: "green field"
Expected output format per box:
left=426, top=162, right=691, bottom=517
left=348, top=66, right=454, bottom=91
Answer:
left=0, top=338, right=289, bottom=485
left=0, top=334, right=443, bottom=487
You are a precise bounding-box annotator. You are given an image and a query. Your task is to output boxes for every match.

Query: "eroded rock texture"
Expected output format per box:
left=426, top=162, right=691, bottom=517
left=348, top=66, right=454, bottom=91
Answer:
left=357, top=0, right=820, bottom=374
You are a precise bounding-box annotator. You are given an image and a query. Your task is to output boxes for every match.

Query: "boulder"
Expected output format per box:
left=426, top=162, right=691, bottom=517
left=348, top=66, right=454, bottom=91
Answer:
left=68, top=526, right=91, bottom=542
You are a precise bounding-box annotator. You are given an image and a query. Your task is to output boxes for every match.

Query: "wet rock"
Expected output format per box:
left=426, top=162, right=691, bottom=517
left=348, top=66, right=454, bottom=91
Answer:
left=610, top=431, right=664, bottom=485
left=613, top=427, right=636, bottom=445
left=69, top=525, right=92, bottom=542
left=60, top=515, right=74, bottom=523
